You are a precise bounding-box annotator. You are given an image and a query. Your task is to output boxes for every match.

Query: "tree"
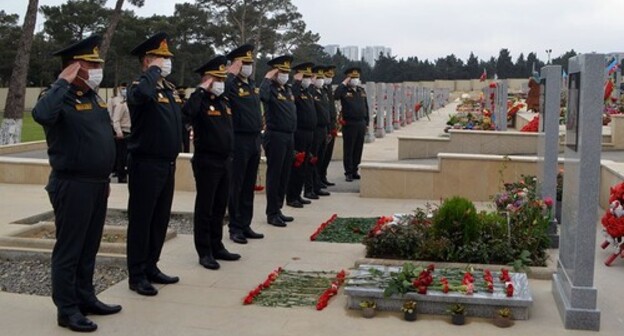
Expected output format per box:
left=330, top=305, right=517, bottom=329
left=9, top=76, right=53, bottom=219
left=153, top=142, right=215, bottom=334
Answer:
left=465, top=52, right=480, bottom=79
left=0, top=11, right=22, bottom=86
left=40, top=0, right=109, bottom=44
left=495, top=48, right=514, bottom=79
left=99, top=0, right=145, bottom=61
left=526, top=52, right=544, bottom=76
left=514, top=53, right=527, bottom=78
left=0, top=0, right=38, bottom=145
left=551, top=49, right=577, bottom=74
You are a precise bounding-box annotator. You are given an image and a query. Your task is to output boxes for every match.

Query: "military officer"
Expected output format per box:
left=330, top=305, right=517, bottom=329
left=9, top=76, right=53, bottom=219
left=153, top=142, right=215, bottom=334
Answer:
left=182, top=55, right=241, bottom=270
left=260, top=55, right=297, bottom=227
left=334, top=67, right=369, bottom=182
left=126, top=32, right=182, bottom=296
left=286, top=62, right=317, bottom=208
left=319, top=65, right=337, bottom=186
left=307, top=65, right=331, bottom=197
left=32, top=35, right=121, bottom=332
left=225, top=44, right=265, bottom=244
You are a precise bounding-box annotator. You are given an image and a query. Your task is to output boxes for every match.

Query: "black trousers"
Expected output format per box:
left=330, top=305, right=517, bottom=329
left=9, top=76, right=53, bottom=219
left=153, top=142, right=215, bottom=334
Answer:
left=181, top=125, right=191, bottom=153
left=228, top=133, right=261, bottom=235
left=287, top=129, right=313, bottom=201
left=263, top=130, right=294, bottom=217
left=342, top=122, right=367, bottom=176
left=126, top=156, right=176, bottom=283
left=319, top=131, right=336, bottom=180
left=305, top=127, right=327, bottom=193
left=47, top=174, right=109, bottom=316
left=192, top=156, right=231, bottom=257
left=114, top=134, right=129, bottom=181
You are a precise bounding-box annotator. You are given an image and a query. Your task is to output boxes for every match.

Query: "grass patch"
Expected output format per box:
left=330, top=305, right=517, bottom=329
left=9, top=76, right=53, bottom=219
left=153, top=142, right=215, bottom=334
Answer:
left=0, top=113, right=45, bottom=142
left=313, top=217, right=378, bottom=243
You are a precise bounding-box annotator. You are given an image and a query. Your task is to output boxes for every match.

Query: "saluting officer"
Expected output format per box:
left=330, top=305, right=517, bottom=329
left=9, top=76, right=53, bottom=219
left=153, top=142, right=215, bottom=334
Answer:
left=308, top=65, right=331, bottom=197
left=32, top=35, right=121, bottom=332
left=286, top=62, right=317, bottom=208
left=126, top=32, right=182, bottom=296
left=183, top=55, right=241, bottom=270
left=334, top=67, right=369, bottom=182
left=225, top=44, right=265, bottom=244
left=260, top=55, right=297, bottom=227
left=319, top=65, right=337, bottom=186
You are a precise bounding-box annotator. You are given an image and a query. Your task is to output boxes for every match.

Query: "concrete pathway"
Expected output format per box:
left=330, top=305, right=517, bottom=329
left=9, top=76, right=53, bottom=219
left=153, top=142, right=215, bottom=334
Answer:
left=0, top=102, right=623, bottom=335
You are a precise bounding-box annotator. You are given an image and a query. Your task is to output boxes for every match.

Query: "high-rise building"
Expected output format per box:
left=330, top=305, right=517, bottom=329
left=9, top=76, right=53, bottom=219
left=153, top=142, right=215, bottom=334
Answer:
left=340, top=46, right=359, bottom=62
left=323, top=44, right=340, bottom=57
left=362, top=46, right=392, bottom=66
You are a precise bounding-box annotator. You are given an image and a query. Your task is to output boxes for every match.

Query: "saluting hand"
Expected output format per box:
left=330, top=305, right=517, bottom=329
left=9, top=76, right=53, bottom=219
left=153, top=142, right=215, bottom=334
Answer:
left=342, top=76, right=351, bottom=85
left=293, top=73, right=303, bottom=81
left=228, top=60, right=242, bottom=75
left=58, top=63, right=81, bottom=83
left=265, top=68, right=279, bottom=79
left=199, top=77, right=213, bottom=91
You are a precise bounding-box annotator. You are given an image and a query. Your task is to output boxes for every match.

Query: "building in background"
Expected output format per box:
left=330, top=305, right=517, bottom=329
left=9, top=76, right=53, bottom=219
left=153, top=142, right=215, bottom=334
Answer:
left=323, top=44, right=339, bottom=57
left=340, top=46, right=359, bottom=62
left=362, top=46, right=392, bottom=66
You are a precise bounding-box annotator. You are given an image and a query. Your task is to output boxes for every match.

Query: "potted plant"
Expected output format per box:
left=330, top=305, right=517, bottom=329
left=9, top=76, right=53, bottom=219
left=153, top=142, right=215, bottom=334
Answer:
left=401, top=300, right=417, bottom=321
left=493, top=307, right=514, bottom=328
left=447, top=303, right=466, bottom=325
left=359, top=300, right=376, bottom=318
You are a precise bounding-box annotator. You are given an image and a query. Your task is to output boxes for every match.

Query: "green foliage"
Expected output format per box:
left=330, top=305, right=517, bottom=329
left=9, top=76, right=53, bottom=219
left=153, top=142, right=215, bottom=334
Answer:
left=314, top=217, right=377, bottom=244
left=359, top=300, right=376, bottom=309
left=433, top=196, right=480, bottom=245
left=383, top=263, right=422, bottom=297
left=0, top=10, right=21, bottom=86
left=509, top=250, right=532, bottom=273
left=447, top=303, right=465, bottom=315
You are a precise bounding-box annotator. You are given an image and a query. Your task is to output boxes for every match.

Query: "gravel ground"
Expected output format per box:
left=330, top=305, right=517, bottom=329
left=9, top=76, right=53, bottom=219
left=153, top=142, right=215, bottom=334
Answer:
left=0, top=258, right=127, bottom=296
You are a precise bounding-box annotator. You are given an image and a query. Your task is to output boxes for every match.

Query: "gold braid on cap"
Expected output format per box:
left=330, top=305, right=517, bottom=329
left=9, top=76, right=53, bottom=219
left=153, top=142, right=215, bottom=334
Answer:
left=146, top=39, right=174, bottom=57
left=73, top=46, right=104, bottom=63
left=205, top=64, right=227, bottom=78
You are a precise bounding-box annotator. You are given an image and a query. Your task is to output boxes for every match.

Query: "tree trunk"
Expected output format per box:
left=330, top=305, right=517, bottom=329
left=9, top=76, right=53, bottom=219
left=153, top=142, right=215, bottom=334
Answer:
left=99, top=0, right=125, bottom=61
left=0, top=0, right=39, bottom=145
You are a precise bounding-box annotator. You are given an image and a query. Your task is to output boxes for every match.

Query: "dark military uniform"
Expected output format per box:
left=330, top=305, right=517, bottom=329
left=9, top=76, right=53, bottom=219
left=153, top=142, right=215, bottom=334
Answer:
left=126, top=33, right=182, bottom=288
left=32, top=35, right=117, bottom=329
left=319, top=66, right=337, bottom=185
left=334, top=67, right=369, bottom=179
left=177, top=87, right=191, bottom=153
left=260, top=55, right=297, bottom=225
left=225, top=45, right=264, bottom=238
left=286, top=63, right=316, bottom=204
left=307, top=66, right=331, bottom=195
left=183, top=56, right=235, bottom=264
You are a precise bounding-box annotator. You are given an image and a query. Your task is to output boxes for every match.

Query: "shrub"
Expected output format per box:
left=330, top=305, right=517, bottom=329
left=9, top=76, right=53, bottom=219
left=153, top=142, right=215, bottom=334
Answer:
left=433, top=197, right=480, bottom=245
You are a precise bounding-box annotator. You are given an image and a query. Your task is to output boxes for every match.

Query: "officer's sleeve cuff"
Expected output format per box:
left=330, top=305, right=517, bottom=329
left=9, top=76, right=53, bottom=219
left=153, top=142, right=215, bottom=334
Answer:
left=53, top=78, right=71, bottom=89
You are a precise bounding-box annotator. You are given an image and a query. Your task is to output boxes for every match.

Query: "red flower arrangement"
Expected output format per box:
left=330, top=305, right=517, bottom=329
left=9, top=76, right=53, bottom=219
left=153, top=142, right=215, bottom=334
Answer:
left=293, top=151, right=306, bottom=168
left=309, top=155, right=318, bottom=166
left=310, top=214, right=338, bottom=241
left=489, top=82, right=497, bottom=89
left=367, top=216, right=393, bottom=237
left=316, top=270, right=348, bottom=310
left=339, top=119, right=347, bottom=126
left=520, top=115, right=539, bottom=132
left=243, top=267, right=283, bottom=305
left=254, top=185, right=265, bottom=191
left=506, top=282, right=514, bottom=297
left=414, top=102, right=423, bottom=113
left=499, top=268, right=511, bottom=282
left=330, top=129, right=338, bottom=137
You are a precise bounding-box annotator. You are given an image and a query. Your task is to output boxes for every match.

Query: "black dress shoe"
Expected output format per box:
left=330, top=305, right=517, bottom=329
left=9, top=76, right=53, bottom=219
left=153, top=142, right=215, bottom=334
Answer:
left=353, top=173, right=361, bottom=180
left=315, top=189, right=330, bottom=196
left=268, top=216, right=287, bottom=227
left=304, top=192, right=319, bottom=200
left=319, top=182, right=328, bottom=189
left=230, top=232, right=248, bottom=244
left=243, top=229, right=264, bottom=239
left=58, top=312, right=97, bottom=332
left=199, top=255, right=220, bottom=270
left=322, top=179, right=336, bottom=186
left=147, top=271, right=179, bottom=284
left=286, top=200, right=304, bottom=208
left=129, top=280, right=158, bottom=296
left=213, top=248, right=241, bottom=261
left=345, top=174, right=353, bottom=182
left=298, top=197, right=311, bottom=205
left=279, top=213, right=294, bottom=222
left=79, top=300, right=122, bottom=316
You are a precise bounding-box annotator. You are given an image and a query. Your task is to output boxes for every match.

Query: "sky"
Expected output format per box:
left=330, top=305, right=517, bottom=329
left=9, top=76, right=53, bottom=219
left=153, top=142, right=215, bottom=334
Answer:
left=4, top=0, right=624, bottom=62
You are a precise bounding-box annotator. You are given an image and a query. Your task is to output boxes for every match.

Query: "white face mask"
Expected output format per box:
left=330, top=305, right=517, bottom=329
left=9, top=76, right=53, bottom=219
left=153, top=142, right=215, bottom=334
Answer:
left=277, top=73, right=289, bottom=85
left=314, top=78, right=324, bottom=89
left=160, top=58, right=172, bottom=77
left=324, top=77, right=332, bottom=85
left=302, top=78, right=312, bottom=89
left=210, top=81, right=225, bottom=96
left=120, top=88, right=127, bottom=98
left=240, top=64, right=253, bottom=78
left=349, top=78, right=360, bottom=87
left=81, top=68, right=103, bottom=90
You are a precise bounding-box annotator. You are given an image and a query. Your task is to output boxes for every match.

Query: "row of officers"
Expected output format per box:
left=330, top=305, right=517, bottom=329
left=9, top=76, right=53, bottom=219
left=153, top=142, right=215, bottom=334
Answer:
left=32, top=32, right=369, bottom=332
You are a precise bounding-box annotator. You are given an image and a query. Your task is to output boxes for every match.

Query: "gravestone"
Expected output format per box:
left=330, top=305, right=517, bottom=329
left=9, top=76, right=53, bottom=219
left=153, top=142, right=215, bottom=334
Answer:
left=385, top=84, right=394, bottom=133
left=364, top=82, right=376, bottom=143
left=537, top=65, right=562, bottom=248
left=495, top=81, right=508, bottom=130
left=393, top=84, right=401, bottom=129
left=552, top=53, right=603, bottom=331
left=375, top=83, right=386, bottom=138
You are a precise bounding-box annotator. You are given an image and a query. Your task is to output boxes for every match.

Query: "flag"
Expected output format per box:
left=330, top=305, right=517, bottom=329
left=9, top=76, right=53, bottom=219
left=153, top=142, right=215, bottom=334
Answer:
left=479, top=68, right=487, bottom=82
left=605, top=80, right=614, bottom=101
left=606, top=57, right=618, bottom=75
